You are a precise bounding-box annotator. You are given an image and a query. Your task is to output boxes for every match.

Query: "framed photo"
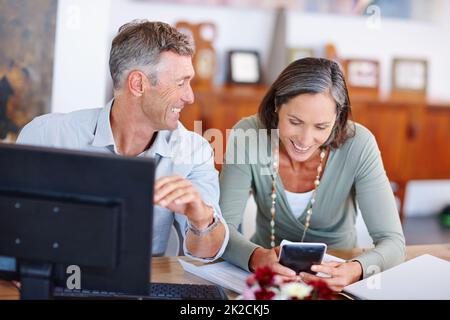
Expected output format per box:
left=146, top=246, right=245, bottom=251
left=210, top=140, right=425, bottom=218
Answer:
left=226, top=50, right=262, bottom=84
left=392, top=58, right=428, bottom=93
left=288, top=47, right=315, bottom=64
left=0, top=0, right=57, bottom=143
left=344, top=59, right=379, bottom=89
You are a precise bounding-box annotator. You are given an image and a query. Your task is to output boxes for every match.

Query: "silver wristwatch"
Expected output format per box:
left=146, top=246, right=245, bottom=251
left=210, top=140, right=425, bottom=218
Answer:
left=188, top=214, right=221, bottom=236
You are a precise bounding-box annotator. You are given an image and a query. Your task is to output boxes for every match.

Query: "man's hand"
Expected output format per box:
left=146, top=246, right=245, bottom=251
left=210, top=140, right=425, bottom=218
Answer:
left=154, top=175, right=213, bottom=229
left=300, top=261, right=363, bottom=292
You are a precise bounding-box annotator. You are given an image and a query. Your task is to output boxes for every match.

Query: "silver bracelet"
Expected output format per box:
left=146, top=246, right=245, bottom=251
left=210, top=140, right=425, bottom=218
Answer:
left=188, top=214, right=221, bottom=236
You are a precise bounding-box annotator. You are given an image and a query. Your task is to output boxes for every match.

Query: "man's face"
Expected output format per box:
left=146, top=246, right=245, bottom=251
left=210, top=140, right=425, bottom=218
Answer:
left=142, top=51, right=195, bottom=131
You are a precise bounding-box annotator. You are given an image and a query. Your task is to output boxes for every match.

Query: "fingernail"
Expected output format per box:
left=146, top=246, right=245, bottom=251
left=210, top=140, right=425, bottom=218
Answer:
left=311, top=266, right=318, bottom=271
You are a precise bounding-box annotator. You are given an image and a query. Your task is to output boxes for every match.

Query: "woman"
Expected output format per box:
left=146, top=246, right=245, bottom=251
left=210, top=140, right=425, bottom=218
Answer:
left=219, top=58, right=405, bottom=291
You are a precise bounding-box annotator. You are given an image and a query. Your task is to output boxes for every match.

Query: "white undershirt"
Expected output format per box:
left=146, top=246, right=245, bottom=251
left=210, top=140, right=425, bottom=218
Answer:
left=284, top=189, right=314, bottom=219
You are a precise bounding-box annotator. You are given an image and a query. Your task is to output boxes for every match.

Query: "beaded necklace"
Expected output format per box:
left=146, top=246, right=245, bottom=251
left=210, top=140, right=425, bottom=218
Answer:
left=270, top=147, right=326, bottom=248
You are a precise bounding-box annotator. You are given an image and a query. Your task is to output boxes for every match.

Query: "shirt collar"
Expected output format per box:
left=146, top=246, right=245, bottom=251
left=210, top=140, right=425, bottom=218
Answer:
left=91, top=99, right=175, bottom=158
left=146, top=129, right=174, bottom=158
left=91, top=99, right=116, bottom=150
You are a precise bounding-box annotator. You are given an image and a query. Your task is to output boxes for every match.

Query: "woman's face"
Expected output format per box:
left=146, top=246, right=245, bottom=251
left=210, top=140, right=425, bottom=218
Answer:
left=277, top=92, right=337, bottom=163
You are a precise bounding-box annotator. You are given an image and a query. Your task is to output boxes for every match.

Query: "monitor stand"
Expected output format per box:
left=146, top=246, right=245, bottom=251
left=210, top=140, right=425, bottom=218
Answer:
left=20, top=262, right=53, bottom=300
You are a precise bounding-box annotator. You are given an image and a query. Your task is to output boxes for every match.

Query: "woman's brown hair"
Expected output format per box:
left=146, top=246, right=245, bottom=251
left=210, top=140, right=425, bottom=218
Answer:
left=258, top=57, right=354, bottom=148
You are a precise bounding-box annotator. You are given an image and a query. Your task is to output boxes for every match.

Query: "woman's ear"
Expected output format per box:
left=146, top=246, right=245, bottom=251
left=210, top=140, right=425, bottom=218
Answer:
left=127, top=71, right=145, bottom=97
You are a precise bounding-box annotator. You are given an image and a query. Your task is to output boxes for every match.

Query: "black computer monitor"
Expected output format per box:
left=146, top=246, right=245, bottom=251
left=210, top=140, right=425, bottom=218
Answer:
left=0, top=143, right=155, bottom=299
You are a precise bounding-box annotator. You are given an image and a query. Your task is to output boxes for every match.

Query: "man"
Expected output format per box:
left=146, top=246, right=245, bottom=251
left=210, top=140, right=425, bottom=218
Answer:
left=17, top=20, right=228, bottom=261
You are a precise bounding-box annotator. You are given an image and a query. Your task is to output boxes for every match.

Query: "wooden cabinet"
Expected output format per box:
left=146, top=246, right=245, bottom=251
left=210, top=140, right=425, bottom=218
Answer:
left=350, top=98, right=428, bottom=180
left=180, top=85, right=450, bottom=220
left=180, top=85, right=267, bottom=167
left=180, top=85, right=267, bottom=132
left=407, top=106, right=450, bottom=179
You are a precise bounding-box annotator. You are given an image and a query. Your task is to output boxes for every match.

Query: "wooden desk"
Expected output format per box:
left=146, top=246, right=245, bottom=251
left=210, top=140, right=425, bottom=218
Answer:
left=1, top=244, right=449, bottom=300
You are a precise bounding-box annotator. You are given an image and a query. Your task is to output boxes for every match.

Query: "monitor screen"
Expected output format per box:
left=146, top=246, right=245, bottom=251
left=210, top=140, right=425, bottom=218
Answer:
left=0, top=255, right=17, bottom=274
left=0, top=143, right=155, bottom=298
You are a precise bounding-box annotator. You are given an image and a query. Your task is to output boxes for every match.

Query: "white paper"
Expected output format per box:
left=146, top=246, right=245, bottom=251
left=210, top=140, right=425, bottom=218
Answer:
left=323, top=253, right=346, bottom=263
left=344, top=254, right=450, bottom=300
left=178, top=259, right=250, bottom=294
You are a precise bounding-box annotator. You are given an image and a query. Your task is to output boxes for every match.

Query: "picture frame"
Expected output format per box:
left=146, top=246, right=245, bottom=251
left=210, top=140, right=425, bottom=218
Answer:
left=287, top=47, right=315, bottom=64
left=0, top=0, right=57, bottom=143
left=176, top=21, right=217, bottom=88
left=392, top=58, right=428, bottom=93
left=226, top=50, right=262, bottom=85
left=344, top=59, right=380, bottom=89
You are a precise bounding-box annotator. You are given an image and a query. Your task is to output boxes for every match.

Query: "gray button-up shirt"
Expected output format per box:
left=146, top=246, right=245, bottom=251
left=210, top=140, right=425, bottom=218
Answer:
left=16, top=100, right=229, bottom=262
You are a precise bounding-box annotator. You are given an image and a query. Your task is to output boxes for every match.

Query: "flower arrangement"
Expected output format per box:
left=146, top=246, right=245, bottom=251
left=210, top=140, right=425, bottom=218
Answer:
left=241, top=266, right=334, bottom=300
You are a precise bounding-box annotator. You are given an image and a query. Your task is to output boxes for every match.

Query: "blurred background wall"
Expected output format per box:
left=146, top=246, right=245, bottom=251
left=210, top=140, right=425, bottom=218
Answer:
left=51, top=0, right=450, bottom=113
left=2, top=0, right=449, bottom=243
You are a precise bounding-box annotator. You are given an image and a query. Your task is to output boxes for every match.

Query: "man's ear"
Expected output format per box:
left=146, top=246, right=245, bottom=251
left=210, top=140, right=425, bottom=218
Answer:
left=127, top=71, right=146, bottom=97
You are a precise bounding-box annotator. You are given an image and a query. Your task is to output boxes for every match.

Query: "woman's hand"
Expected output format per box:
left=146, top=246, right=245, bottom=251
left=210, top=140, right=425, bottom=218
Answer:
left=300, top=261, right=363, bottom=292
left=249, top=247, right=297, bottom=280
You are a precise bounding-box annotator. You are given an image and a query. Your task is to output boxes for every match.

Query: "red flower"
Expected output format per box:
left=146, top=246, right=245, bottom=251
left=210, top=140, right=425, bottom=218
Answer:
left=305, top=279, right=334, bottom=300
left=254, top=288, right=276, bottom=300
left=253, top=266, right=276, bottom=287
left=243, top=267, right=334, bottom=300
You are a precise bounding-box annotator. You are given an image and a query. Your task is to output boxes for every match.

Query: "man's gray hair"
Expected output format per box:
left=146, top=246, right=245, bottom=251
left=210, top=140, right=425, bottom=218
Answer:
left=109, top=20, right=195, bottom=90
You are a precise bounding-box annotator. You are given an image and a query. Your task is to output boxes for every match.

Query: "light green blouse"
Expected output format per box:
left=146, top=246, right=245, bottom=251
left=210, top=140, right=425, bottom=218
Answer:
left=219, top=115, right=406, bottom=279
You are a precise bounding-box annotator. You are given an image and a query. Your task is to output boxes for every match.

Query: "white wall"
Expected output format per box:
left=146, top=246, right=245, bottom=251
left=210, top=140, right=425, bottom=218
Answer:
left=287, top=12, right=450, bottom=100
left=51, top=0, right=450, bottom=112
left=108, top=0, right=274, bottom=86
left=51, top=0, right=112, bottom=113
left=107, top=1, right=450, bottom=100
left=404, top=180, right=450, bottom=216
